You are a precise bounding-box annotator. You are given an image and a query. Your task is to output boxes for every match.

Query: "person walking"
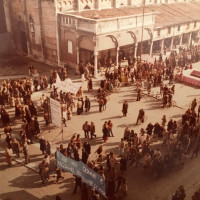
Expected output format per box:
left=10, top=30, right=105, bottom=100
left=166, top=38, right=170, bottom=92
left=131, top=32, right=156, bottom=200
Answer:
left=73, top=176, right=82, bottom=194
left=23, top=142, right=30, bottom=164
left=136, top=88, right=142, bottom=101
left=5, top=144, right=13, bottom=166
left=98, top=97, right=104, bottom=113
left=82, top=121, right=90, bottom=138
left=119, top=138, right=125, bottom=156
left=161, top=115, right=167, bottom=127
left=84, top=96, right=90, bottom=112
left=122, top=101, right=128, bottom=116
left=108, top=120, right=114, bottom=137
left=102, top=121, right=109, bottom=143
left=77, top=98, right=82, bottom=115
left=90, top=122, right=96, bottom=139
left=11, top=138, right=20, bottom=158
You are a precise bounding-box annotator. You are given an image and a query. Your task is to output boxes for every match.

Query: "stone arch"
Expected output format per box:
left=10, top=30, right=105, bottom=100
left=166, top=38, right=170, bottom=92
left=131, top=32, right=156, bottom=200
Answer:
left=96, top=35, right=118, bottom=51
left=106, top=35, right=118, bottom=47
left=144, top=28, right=153, bottom=41
left=127, top=31, right=137, bottom=43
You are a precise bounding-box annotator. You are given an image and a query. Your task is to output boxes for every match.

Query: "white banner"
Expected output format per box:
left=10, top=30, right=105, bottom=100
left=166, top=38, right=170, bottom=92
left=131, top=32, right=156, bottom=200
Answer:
left=50, top=98, right=62, bottom=128
left=54, top=79, right=81, bottom=95
left=61, top=80, right=81, bottom=94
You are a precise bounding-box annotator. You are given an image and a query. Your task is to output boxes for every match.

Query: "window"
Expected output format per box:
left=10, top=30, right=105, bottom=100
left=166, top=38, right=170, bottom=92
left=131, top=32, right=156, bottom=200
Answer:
left=194, top=21, right=196, bottom=28
left=68, top=40, right=73, bottom=54
left=158, top=29, right=160, bottom=37
left=178, top=25, right=180, bottom=31
left=168, top=27, right=171, bottom=34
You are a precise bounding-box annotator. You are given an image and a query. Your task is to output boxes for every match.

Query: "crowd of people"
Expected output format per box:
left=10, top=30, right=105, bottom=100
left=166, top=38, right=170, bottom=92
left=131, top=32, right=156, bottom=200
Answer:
left=1, top=44, right=200, bottom=200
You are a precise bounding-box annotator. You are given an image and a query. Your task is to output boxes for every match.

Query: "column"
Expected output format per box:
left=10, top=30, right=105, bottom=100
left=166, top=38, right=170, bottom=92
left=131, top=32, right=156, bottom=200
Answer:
left=134, top=43, right=138, bottom=58
left=170, top=36, right=174, bottom=51
left=179, top=34, right=183, bottom=46
left=95, top=0, right=100, bottom=10
left=94, top=51, right=98, bottom=78
left=76, top=47, right=79, bottom=73
left=149, top=40, right=153, bottom=57
left=54, top=0, right=61, bottom=66
left=3, top=0, right=12, bottom=33
left=116, top=47, right=119, bottom=67
left=188, top=32, right=192, bottom=47
left=160, top=38, right=164, bottom=54
left=76, top=47, right=79, bottom=65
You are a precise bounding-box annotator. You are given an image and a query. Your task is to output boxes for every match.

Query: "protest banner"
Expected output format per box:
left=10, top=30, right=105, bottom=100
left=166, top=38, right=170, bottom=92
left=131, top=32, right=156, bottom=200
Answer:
left=53, top=78, right=81, bottom=95
left=56, top=151, right=106, bottom=197
left=60, top=79, right=81, bottom=94
left=49, top=98, right=62, bottom=128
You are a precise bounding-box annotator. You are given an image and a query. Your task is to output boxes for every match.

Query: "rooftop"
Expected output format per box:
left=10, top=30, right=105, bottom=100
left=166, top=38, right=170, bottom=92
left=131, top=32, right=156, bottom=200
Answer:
left=149, top=1, right=200, bottom=27
left=66, top=1, right=200, bottom=27
left=68, top=6, right=155, bottom=20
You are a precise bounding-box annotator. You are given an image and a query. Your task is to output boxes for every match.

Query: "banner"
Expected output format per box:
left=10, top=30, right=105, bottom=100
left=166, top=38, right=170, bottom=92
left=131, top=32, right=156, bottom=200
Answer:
left=56, top=151, right=106, bottom=197
left=60, top=79, right=81, bottom=94
left=53, top=78, right=81, bottom=95
left=49, top=98, right=62, bottom=128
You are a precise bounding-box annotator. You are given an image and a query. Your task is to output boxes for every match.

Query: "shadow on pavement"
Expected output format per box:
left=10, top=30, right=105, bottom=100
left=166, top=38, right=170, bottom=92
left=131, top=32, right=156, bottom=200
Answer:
left=0, top=190, right=40, bottom=200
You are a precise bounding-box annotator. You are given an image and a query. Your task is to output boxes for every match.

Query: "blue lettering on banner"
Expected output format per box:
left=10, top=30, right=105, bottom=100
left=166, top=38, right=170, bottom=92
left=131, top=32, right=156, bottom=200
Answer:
left=56, top=151, right=106, bottom=197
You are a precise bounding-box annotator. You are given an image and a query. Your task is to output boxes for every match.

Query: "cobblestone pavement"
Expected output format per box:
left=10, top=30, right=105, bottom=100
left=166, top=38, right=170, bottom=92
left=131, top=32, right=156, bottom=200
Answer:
left=0, top=57, right=200, bottom=200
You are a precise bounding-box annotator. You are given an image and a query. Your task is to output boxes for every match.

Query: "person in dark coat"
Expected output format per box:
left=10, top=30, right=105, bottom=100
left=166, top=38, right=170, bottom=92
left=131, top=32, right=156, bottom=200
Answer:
left=81, top=183, right=89, bottom=200
left=116, top=173, right=126, bottom=193
left=90, top=122, right=96, bottom=139
left=34, top=117, right=40, bottom=135
left=82, top=148, right=89, bottom=164
left=73, top=148, right=80, bottom=161
left=122, top=101, right=128, bottom=116
left=120, top=156, right=127, bottom=171
left=84, top=96, right=90, bottom=112
left=73, top=176, right=82, bottom=194
left=83, top=142, right=91, bottom=155
left=146, top=122, right=154, bottom=136
left=4, top=111, right=11, bottom=125
left=172, top=185, right=186, bottom=200
left=87, top=78, right=93, bottom=91
left=102, top=121, right=109, bottom=142
left=0, top=92, right=5, bottom=106
left=136, top=88, right=142, bottom=101
left=39, top=137, right=46, bottom=154
left=33, top=78, right=39, bottom=91
left=106, top=178, right=116, bottom=198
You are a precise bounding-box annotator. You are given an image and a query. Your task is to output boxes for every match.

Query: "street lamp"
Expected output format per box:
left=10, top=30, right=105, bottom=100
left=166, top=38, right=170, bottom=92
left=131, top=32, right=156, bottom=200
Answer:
left=140, top=0, right=145, bottom=60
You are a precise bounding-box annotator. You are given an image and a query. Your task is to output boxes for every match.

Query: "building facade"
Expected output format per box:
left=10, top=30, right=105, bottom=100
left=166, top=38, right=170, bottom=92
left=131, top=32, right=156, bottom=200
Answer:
left=0, top=0, right=12, bottom=55
left=3, top=0, right=200, bottom=73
